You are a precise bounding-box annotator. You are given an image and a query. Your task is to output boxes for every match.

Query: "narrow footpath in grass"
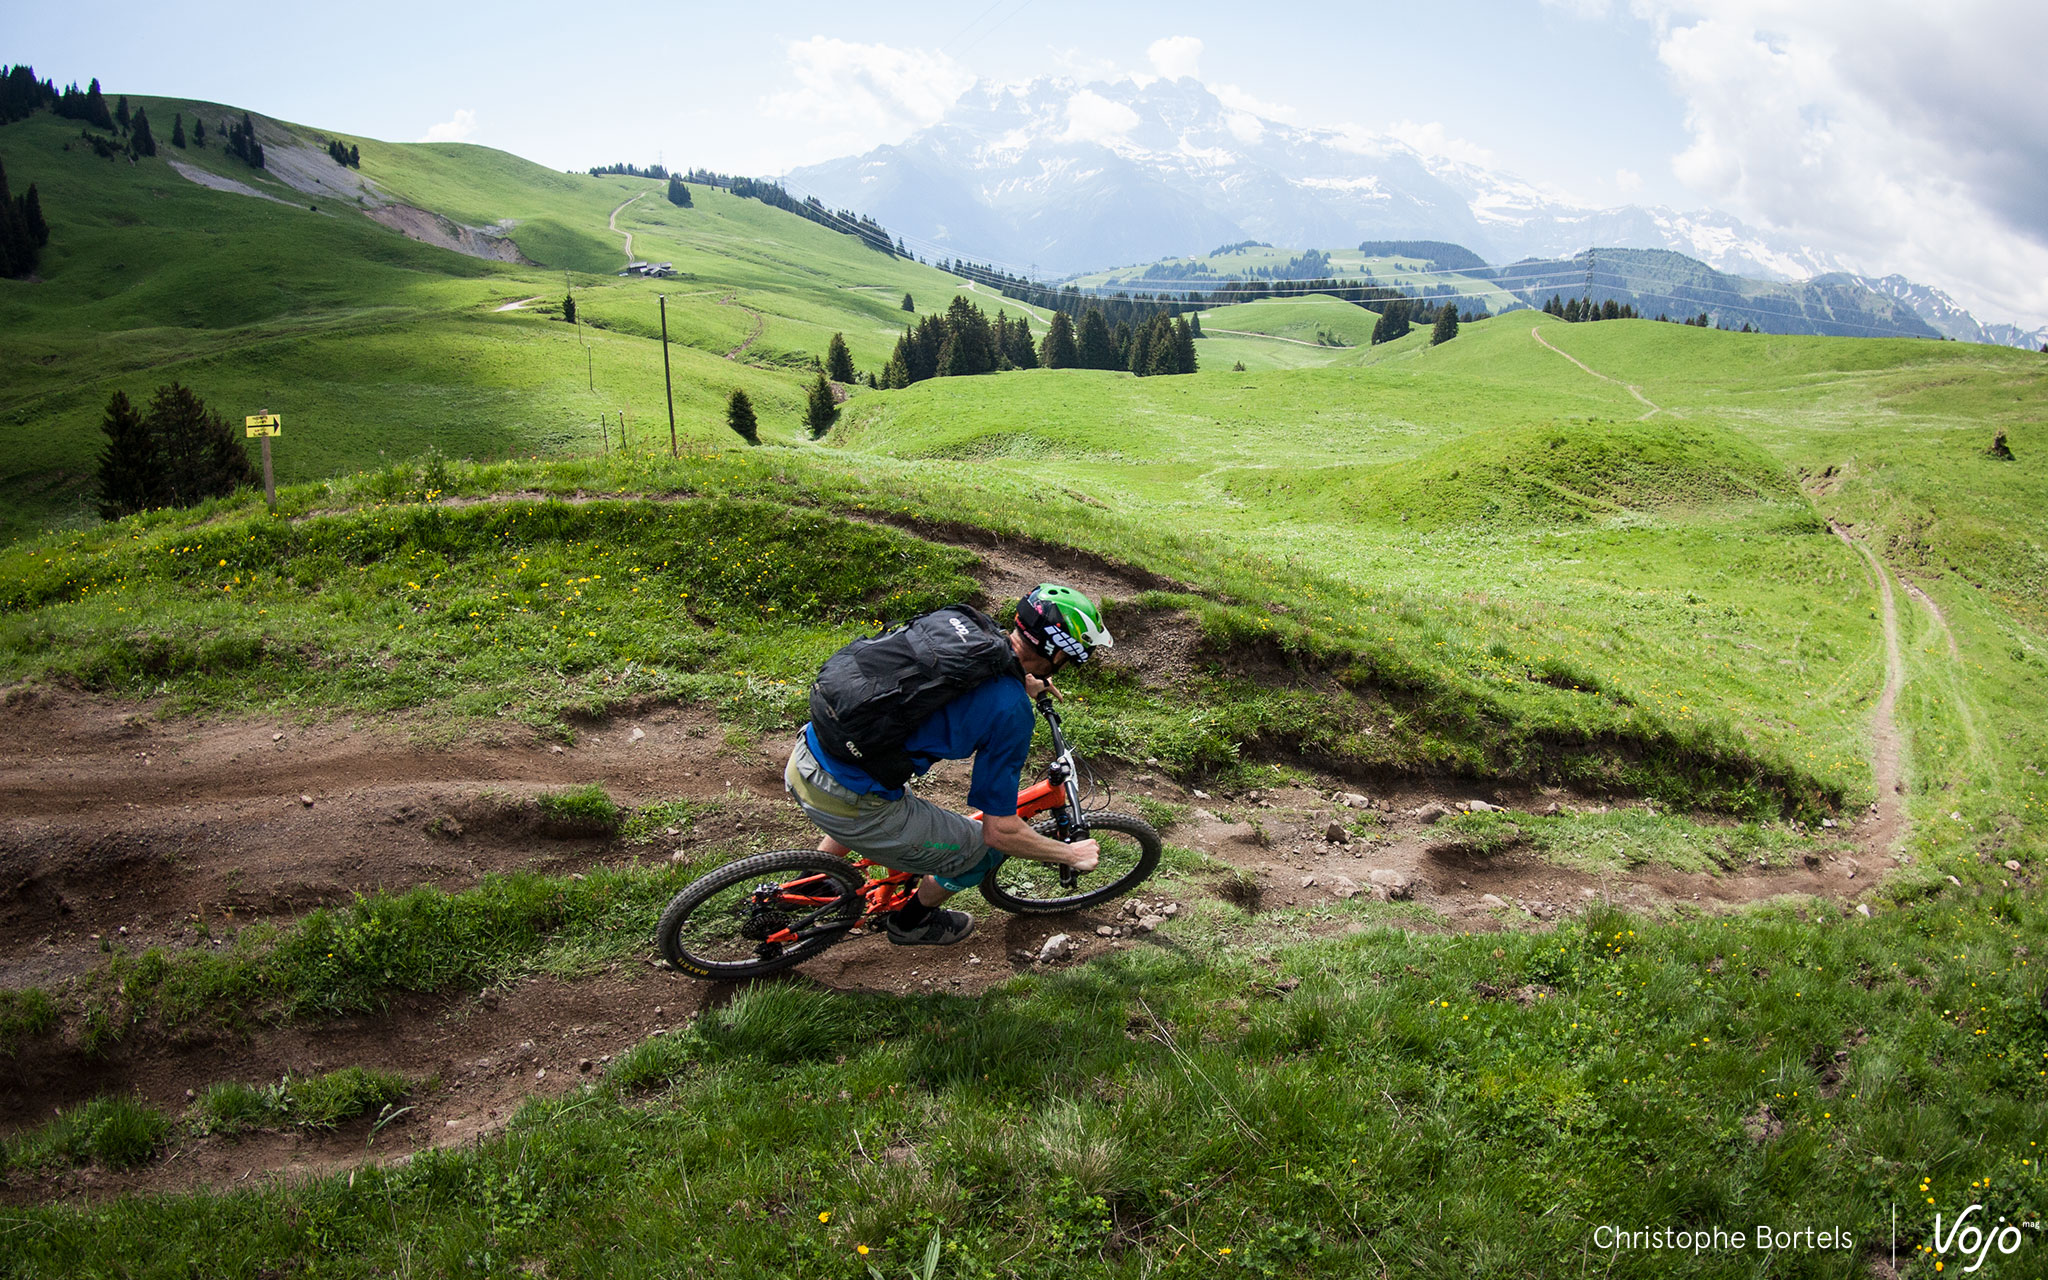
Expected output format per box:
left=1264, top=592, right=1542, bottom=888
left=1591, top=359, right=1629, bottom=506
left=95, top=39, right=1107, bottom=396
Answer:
left=1532, top=324, right=1663, bottom=419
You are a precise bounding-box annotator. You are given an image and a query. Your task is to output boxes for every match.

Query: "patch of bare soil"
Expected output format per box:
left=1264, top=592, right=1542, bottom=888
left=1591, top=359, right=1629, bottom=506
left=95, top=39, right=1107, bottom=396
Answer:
left=166, top=161, right=294, bottom=207
left=257, top=141, right=381, bottom=207
left=364, top=205, right=528, bottom=264
left=0, top=530, right=1889, bottom=1200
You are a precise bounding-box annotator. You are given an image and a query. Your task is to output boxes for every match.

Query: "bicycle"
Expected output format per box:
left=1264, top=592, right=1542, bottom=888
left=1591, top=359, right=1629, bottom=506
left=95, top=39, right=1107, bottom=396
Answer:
left=657, top=692, right=1161, bottom=980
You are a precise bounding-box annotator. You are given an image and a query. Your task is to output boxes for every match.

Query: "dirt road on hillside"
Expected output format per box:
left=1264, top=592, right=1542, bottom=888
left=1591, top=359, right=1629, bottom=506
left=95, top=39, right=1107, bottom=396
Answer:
left=609, top=192, right=644, bottom=262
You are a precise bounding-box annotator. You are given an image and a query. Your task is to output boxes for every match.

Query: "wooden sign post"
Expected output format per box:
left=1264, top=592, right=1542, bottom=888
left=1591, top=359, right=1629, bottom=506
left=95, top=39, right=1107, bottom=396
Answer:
left=245, top=412, right=281, bottom=512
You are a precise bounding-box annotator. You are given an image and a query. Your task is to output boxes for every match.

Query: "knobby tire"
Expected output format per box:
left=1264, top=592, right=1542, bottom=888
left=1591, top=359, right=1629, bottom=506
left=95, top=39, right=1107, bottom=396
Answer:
left=978, top=812, right=1161, bottom=914
left=658, top=849, right=867, bottom=980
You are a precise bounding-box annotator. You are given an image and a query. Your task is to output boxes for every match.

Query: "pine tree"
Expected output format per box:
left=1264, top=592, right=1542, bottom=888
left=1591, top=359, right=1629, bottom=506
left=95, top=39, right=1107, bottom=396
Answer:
left=726, top=388, right=759, bottom=445
left=84, top=78, right=111, bottom=130
left=114, top=95, right=130, bottom=132
left=1128, top=321, right=1153, bottom=375
left=908, top=317, right=945, bottom=382
left=1189, top=312, right=1204, bottom=338
left=21, top=183, right=47, bottom=249
left=1145, top=316, right=1178, bottom=376
left=1040, top=311, right=1079, bottom=369
left=349, top=144, right=360, bottom=167
left=1431, top=302, right=1459, bottom=345
left=1005, top=314, right=1037, bottom=370
left=938, top=297, right=995, bottom=376
left=95, top=390, right=162, bottom=518
left=805, top=373, right=839, bottom=437
left=1370, top=300, right=1411, bottom=345
left=145, top=383, right=254, bottom=507
left=991, top=312, right=1012, bottom=369
left=0, top=157, right=39, bottom=279
left=128, top=107, right=155, bottom=157
left=825, top=332, right=855, bottom=383
left=562, top=294, right=576, bottom=324
left=666, top=175, right=692, bottom=207
left=1078, top=308, right=1117, bottom=370
left=1174, top=316, right=1197, bottom=373
left=192, top=116, right=206, bottom=147
left=171, top=113, right=186, bottom=148
left=900, top=292, right=914, bottom=312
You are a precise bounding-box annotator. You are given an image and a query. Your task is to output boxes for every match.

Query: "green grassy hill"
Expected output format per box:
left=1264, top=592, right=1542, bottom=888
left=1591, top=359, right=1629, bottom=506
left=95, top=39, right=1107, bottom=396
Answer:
left=5, top=89, right=2048, bottom=1278
left=0, top=102, right=1016, bottom=539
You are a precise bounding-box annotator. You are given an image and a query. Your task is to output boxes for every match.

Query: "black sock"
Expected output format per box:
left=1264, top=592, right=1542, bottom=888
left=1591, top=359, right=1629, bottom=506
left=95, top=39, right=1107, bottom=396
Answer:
left=892, top=896, right=934, bottom=928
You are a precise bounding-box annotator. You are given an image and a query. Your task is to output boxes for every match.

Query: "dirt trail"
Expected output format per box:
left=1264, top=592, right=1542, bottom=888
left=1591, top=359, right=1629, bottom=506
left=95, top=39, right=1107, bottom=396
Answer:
left=0, top=529, right=1883, bottom=1199
left=493, top=296, right=542, bottom=313
left=608, top=192, right=644, bottom=262
left=717, top=293, right=765, bottom=359
left=1830, top=522, right=1911, bottom=856
left=1532, top=327, right=1663, bottom=420
left=1899, top=574, right=1961, bottom=661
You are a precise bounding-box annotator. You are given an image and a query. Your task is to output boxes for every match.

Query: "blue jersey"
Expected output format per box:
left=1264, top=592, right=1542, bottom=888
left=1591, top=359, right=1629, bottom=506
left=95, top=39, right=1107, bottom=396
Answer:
left=803, top=674, right=1035, bottom=816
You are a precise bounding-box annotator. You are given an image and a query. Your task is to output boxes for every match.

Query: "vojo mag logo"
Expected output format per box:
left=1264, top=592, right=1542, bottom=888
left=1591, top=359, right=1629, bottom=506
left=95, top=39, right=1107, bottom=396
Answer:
left=1918, top=1200, right=2034, bottom=1273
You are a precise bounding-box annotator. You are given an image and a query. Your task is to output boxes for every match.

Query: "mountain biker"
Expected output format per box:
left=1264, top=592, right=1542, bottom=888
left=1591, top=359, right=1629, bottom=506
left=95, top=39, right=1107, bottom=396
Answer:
left=784, top=584, right=1114, bottom=946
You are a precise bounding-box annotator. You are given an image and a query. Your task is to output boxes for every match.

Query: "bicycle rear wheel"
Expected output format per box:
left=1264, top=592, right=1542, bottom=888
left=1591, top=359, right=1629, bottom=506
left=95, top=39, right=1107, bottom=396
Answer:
left=658, top=850, right=868, bottom=979
left=978, top=813, right=1161, bottom=914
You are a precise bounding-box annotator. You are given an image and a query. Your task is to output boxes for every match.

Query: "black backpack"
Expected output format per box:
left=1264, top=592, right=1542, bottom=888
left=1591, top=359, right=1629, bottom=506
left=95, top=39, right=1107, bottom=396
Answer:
left=807, top=604, right=1021, bottom=786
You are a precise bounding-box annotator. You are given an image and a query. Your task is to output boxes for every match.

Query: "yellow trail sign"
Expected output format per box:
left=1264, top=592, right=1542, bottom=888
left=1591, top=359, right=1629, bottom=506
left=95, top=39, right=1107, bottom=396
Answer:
left=245, top=413, right=281, bottom=437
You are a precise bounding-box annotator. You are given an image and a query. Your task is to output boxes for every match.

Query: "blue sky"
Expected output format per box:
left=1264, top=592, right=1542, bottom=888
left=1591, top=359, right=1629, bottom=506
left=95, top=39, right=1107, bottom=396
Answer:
left=11, top=1, right=2046, bottom=326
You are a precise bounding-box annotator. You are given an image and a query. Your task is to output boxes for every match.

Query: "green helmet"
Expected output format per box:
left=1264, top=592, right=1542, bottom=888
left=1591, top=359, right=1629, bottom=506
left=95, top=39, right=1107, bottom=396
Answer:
left=1015, top=583, right=1113, bottom=663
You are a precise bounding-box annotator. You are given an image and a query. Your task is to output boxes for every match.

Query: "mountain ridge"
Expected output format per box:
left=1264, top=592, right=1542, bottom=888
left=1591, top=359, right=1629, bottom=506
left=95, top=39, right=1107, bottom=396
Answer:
left=785, top=74, right=2041, bottom=348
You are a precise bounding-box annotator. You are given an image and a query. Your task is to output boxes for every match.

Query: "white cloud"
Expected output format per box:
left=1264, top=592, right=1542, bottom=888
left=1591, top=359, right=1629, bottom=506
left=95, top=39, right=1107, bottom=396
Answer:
left=1147, top=35, right=1202, bottom=81
left=1224, top=111, right=1264, bottom=144
left=420, top=109, right=477, bottom=143
left=1214, top=82, right=1297, bottom=123
left=762, top=37, right=974, bottom=159
left=1643, top=0, right=2048, bottom=325
left=1540, top=0, right=1615, bottom=17
left=1614, top=167, right=1643, bottom=193
left=1383, top=119, right=1495, bottom=168
left=1062, top=90, right=1141, bottom=146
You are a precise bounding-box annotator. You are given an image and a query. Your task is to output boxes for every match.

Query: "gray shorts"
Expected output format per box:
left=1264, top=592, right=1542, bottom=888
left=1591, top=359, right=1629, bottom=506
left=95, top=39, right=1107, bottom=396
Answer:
left=784, top=737, right=1002, bottom=889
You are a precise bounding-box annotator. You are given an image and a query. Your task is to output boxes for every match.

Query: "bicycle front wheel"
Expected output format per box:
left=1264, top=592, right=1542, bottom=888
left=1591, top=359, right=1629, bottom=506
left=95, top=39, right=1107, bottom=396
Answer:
left=658, top=850, right=868, bottom=980
left=978, top=813, right=1161, bottom=914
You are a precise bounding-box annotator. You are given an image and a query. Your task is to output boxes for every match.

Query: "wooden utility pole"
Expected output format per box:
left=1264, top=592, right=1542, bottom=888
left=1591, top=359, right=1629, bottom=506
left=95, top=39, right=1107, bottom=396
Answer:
left=660, top=295, right=677, bottom=457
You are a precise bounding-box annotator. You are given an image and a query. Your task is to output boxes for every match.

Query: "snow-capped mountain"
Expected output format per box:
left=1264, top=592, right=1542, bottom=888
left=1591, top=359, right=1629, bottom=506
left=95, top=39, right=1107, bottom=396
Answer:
left=783, top=75, right=2038, bottom=347
left=1848, top=275, right=2048, bottom=350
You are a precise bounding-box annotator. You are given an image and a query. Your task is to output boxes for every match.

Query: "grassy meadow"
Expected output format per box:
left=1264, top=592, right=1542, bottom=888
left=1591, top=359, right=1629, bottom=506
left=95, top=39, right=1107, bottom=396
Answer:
left=4, top=95, right=2048, bottom=1277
